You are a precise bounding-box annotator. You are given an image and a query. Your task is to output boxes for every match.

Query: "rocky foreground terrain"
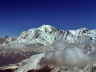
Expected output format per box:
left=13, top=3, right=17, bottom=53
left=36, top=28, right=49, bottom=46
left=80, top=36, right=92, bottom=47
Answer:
left=1, top=25, right=96, bottom=72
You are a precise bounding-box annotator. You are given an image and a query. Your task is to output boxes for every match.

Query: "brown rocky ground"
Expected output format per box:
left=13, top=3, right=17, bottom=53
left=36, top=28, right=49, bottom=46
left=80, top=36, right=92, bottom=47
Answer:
left=0, top=65, right=53, bottom=72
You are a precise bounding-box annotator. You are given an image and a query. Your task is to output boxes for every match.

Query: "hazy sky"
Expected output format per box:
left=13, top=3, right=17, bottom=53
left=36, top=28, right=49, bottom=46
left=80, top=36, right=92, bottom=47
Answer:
left=0, top=0, right=96, bottom=36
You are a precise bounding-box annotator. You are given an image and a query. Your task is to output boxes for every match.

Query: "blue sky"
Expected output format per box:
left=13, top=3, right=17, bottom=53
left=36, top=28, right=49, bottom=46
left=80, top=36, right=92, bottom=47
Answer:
left=0, top=0, right=96, bottom=37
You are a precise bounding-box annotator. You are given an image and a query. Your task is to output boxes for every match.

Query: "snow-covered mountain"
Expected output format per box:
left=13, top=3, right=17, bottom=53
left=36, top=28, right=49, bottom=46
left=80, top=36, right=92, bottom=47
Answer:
left=16, top=25, right=59, bottom=45
left=6, top=25, right=60, bottom=47
left=4, top=25, right=96, bottom=48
